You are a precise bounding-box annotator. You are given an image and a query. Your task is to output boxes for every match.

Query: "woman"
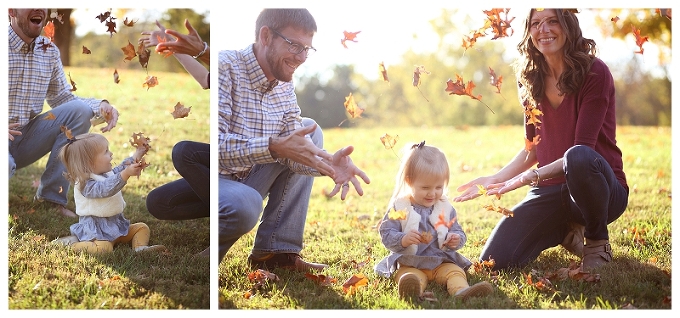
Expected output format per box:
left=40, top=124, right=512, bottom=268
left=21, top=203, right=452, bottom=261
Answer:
left=454, top=9, right=628, bottom=271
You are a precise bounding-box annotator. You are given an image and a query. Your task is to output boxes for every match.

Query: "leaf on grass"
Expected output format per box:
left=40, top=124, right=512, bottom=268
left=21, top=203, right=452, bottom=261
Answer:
left=171, top=102, right=192, bottom=119
left=342, top=273, right=369, bottom=295
left=82, top=46, right=92, bottom=54
left=245, top=269, right=280, bottom=299
left=343, top=93, right=364, bottom=119
left=305, top=273, right=337, bottom=286
left=121, top=41, right=136, bottom=61
left=387, top=208, right=407, bottom=220
left=380, top=133, right=399, bottom=150
left=143, top=76, right=159, bottom=90
left=113, top=69, right=120, bottom=84
left=341, top=30, right=361, bottom=48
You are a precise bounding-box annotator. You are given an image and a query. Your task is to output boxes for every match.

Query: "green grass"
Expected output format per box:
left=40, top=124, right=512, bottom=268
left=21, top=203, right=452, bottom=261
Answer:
left=218, top=125, right=671, bottom=309
left=8, top=67, right=210, bottom=309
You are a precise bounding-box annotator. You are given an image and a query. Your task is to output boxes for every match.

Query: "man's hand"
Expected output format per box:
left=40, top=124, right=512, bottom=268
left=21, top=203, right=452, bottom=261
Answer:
left=325, top=146, right=371, bottom=200
left=99, top=101, right=119, bottom=133
left=8, top=123, right=22, bottom=141
left=269, top=124, right=335, bottom=177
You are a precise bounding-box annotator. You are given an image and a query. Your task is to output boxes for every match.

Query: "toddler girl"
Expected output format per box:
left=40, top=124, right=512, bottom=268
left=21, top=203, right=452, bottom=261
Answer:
left=374, top=141, right=493, bottom=301
left=52, top=133, right=165, bottom=254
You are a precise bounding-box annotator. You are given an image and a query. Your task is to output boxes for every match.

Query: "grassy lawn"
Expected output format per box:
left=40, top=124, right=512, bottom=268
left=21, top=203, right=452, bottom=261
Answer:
left=218, top=125, right=671, bottom=310
left=8, top=67, right=210, bottom=309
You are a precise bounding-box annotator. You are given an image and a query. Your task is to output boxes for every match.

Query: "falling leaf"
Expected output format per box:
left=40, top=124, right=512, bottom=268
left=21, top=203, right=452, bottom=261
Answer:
left=121, top=41, right=137, bottom=61
left=171, top=102, right=192, bottom=119
left=105, top=17, right=117, bottom=37
left=488, top=66, right=504, bottom=96
left=43, top=21, right=55, bottom=40
left=129, top=132, right=151, bottom=153
left=95, top=11, right=111, bottom=23
left=380, top=133, right=399, bottom=150
left=524, top=103, right=543, bottom=128
left=483, top=8, right=515, bottom=40
left=137, top=42, right=150, bottom=69
left=343, top=93, right=364, bottom=119
left=387, top=208, right=407, bottom=220
left=113, top=69, right=120, bottom=84
left=143, top=76, right=159, bottom=90
left=445, top=74, right=495, bottom=114
left=37, top=39, right=52, bottom=52
left=482, top=202, right=514, bottom=217
left=50, top=9, right=64, bottom=24
left=68, top=72, right=77, bottom=92
left=123, top=17, right=137, bottom=27
left=611, top=16, right=620, bottom=23
left=524, top=135, right=541, bottom=153
left=341, top=30, right=360, bottom=48
left=82, top=46, right=92, bottom=54
left=60, top=125, right=74, bottom=140
left=378, top=62, right=389, bottom=83
left=342, top=273, right=369, bottom=295
left=413, top=65, right=431, bottom=102
left=631, top=25, right=648, bottom=54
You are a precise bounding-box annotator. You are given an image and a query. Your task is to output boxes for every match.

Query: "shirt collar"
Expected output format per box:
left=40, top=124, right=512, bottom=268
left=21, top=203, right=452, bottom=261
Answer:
left=8, top=24, right=36, bottom=53
left=241, top=43, right=279, bottom=93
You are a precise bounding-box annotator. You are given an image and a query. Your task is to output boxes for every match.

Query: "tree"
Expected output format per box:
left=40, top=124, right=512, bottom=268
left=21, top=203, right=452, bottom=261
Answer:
left=52, top=9, right=73, bottom=66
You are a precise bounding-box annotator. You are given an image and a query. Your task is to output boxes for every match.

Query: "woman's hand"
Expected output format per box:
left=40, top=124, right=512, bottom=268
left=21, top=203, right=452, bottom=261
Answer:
left=452, top=176, right=497, bottom=202
left=486, top=170, right=533, bottom=196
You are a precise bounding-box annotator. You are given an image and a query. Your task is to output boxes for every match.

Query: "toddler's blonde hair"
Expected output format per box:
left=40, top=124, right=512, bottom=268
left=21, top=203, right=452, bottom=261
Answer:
left=387, top=141, right=450, bottom=209
left=58, top=133, right=109, bottom=191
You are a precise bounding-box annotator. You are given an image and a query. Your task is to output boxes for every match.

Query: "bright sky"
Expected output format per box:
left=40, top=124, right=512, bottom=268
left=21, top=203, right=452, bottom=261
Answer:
left=69, top=3, right=669, bottom=83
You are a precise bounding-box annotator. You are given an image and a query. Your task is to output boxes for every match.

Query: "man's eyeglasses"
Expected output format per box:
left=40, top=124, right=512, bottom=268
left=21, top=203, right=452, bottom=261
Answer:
left=270, top=28, right=316, bottom=57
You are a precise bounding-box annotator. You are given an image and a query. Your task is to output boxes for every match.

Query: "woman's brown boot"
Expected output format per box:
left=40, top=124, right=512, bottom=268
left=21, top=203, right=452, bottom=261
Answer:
left=582, top=239, right=612, bottom=270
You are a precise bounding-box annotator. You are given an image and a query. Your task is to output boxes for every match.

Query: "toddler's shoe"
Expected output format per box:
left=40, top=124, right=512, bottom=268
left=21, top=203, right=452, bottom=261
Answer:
left=398, top=273, right=422, bottom=300
left=454, top=281, right=493, bottom=302
left=135, top=245, right=167, bottom=253
left=51, top=235, right=79, bottom=246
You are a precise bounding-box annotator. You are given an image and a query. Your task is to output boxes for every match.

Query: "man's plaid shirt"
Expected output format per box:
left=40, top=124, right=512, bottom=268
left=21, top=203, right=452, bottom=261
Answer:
left=8, top=25, right=102, bottom=129
left=218, top=44, right=319, bottom=178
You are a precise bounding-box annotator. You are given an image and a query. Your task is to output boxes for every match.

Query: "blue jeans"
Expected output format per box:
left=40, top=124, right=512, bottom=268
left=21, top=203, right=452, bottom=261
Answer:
left=218, top=118, right=322, bottom=262
left=8, top=100, right=93, bottom=205
left=480, top=145, right=629, bottom=269
left=146, top=141, right=210, bottom=220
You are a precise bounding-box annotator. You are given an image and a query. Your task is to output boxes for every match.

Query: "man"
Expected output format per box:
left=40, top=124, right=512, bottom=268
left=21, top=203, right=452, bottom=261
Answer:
left=8, top=8, right=119, bottom=217
left=218, top=8, right=370, bottom=271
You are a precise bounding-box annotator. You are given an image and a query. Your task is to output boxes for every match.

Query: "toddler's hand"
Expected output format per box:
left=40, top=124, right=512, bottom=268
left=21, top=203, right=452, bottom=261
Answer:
left=121, top=162, right=144, bottom=180
left=401, top=230, right=421, bottom=248
left=443, top=233, right=461, bottom=249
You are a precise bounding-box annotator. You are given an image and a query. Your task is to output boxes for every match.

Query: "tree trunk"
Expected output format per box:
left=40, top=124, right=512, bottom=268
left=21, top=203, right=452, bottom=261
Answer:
left=53, top=9, right=73, bottom=66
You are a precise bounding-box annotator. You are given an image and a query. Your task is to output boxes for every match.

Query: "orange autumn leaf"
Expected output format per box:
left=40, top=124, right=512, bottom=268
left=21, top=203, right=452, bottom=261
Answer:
left=341, top=30, right=361, bottom=48
left=137, top=41, right=150, bottom=69
left=524, top=135, right=541, bottom=153
left=631, top=25, right=649, bottom=54
left=524, top=103, right=543, bottom=128
left=488, top=66, right=504, bottom=95
left=380, top=133, right=399, bottom=150
left=123, top=17, right=137, bottom=27
left=419, top=230, right=433, bottom=244
left=82, top=46, right=92, bottom=54
left=113, top=69, right=120, bottom=84
left=60, top=125, right=74, bottom=140
left=434, top=211, right=456, bottom=230
left=482, top=202, right=514, bottom=217
left=342, top=273, right=369, bottom=295
left=121, top=41, right=136, bottom=61
left=129, top=132, right=151, bottom=153
left=171, top=102, right=192, bottom=119
left=387, top=208, right=407, bottom=220
left=445, top=74, right=495, bottom=114
left=483, top=8, right=515, bottom=40
left=68, top=72, right=77, bottom=92
left=343, top=93, right=364, bottom=119
left=143, top=76, right=159, bottom=90
left=305, top=273, right=337, bottom=286
left=156, top=35, right=174, bottom=57
left=43, top=112, right=56, bottom=120
left=379, top=62, right=389, bottom=83
left=43, top=20, right=55, bottom=40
